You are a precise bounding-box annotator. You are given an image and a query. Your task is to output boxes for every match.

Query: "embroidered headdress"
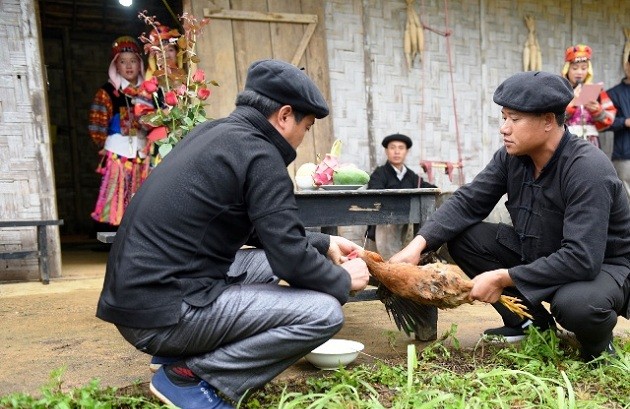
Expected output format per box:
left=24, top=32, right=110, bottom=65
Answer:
left=108, top=36, right=145, bottom=90
left=561, top=44, right=593, bottom=84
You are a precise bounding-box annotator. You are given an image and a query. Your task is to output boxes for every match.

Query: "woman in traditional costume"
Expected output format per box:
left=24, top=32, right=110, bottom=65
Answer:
left=562, top=44, right=616, bottom=148
left=88, top=36, right=152, bottom=226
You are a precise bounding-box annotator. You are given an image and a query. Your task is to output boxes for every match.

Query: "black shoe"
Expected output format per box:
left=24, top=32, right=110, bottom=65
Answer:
left=581, top=340, right=617, bottom=362
left=483, top=319, right=534, bottom=343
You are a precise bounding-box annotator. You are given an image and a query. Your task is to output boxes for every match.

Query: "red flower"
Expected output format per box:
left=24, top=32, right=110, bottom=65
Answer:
left=192, top=69, right=205, bottom=83
left=197, top=88, right=211, bottom=101
left=147, top=126, right=167, bottom=142
left=134, top=102, right=155, bottom=118
left=164, top=91, right=178, bottom=106
left=141, top=77, right=159, bottom=94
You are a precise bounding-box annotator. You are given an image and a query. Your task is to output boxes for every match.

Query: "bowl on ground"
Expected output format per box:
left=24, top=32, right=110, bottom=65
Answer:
left=304, top=339, right=364, bottom=370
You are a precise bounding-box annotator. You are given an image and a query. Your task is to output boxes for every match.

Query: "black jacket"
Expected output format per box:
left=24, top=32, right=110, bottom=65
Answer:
left=96, top=105, right=351, bottom=328
left=419, top=130, right=630, bottom=314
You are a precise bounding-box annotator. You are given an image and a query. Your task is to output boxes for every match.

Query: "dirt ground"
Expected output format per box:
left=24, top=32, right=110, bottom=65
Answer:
left=1, top=244, right=629, bottom=397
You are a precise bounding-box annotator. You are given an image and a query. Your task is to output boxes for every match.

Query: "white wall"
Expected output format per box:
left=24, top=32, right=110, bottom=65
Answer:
left=325, top=0, right=629, bottom=192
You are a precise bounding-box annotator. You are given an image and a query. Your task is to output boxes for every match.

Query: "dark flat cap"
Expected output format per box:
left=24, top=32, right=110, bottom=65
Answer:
left=382, top=133, right=412, bottom=148
left=493, top=71, right=573, bottom=113
left=244, top=59, right=329, bottom=118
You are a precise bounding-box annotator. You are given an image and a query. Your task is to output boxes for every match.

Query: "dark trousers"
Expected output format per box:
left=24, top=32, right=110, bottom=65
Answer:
left=447, top=222, right=630, bottom=358
left=116, top=249, right=344, bottom=401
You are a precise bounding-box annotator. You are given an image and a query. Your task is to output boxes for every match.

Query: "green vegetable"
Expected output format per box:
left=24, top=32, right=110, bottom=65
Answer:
left=333, top=167, right=370, bottom=185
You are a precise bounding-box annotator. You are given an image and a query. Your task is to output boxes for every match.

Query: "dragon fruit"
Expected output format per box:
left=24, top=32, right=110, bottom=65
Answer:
left=313, top=139, right=343, bottom=186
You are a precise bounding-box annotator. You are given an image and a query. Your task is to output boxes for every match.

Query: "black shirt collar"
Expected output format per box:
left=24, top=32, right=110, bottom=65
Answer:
left=231, top=105, right=297, bottom=166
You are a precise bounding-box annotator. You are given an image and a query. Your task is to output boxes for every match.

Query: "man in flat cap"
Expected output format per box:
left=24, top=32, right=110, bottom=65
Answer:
left=365, top=133, right=436, bottom=261
left=96, top=59, right=369, bottom=408
left=392, top=71, right=630, bottom=361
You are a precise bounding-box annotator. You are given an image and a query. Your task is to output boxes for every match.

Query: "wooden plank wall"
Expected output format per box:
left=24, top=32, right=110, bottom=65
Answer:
left=185, top=0, right=334, bottom=177
left=0, top=0, right=62, bottom=280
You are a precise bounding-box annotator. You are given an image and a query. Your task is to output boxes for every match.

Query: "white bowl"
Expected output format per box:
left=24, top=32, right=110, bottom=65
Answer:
left=295, top=175, right=316, bottom=190
left=304, top=339, right=364, bottom=370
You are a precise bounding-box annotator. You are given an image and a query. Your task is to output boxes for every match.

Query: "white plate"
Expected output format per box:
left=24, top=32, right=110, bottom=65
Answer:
left=319, top=185, right=365, bottom=191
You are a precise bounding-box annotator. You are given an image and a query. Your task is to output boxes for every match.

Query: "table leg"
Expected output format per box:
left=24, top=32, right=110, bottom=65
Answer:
left=414, top=305, right=438, bottom=341
left=37, top=225, right=50, bottom=284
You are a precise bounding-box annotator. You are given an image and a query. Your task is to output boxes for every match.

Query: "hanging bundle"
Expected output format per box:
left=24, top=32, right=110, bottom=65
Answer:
left=623, top=27, right=630, bottom=68
left=403, top=0, right=424, bottom=69
left=523, top=15, right=542, bottom=71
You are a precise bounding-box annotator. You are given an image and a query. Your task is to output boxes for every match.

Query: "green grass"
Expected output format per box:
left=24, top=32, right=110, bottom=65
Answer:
left=2, top=326, right=628, bottom=408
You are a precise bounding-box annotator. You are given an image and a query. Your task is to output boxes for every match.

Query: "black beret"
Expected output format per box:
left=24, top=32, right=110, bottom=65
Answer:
left=493, top=71, right=573, bottom=114
left=244, top=59, right=329, bottom=119
left=382, top=133, right=412, bottom=149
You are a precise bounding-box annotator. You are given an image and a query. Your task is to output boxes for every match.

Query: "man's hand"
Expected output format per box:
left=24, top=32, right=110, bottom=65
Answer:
left=341, top=258, right=370, bottom=292
left=469, top=268, right=513, bottom=303
left=327, top=235, right=362, bottom=265
left=389, top=235, right=427, bottom=265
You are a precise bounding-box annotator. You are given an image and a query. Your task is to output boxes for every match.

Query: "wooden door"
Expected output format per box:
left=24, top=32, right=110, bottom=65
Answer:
left=186, top=0, right=333, bottom=176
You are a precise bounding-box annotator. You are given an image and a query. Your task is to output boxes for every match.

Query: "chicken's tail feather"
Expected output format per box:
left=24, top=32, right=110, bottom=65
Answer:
left=377, top=285, right=435, bottom=337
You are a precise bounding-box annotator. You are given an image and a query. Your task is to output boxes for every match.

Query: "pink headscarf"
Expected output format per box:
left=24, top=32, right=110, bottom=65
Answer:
left=107, top=36, right=145, bottom=90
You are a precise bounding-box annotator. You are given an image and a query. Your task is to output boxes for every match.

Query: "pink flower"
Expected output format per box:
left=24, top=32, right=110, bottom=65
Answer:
left=176, top=84, right=187, bottom=96
left=192, top=69, right=205, bottom=83
left=164, top=91, right=178, bottom=106
left=197, top=88, right=211, bottom=101
left=141, top=77, right=159, bottom=94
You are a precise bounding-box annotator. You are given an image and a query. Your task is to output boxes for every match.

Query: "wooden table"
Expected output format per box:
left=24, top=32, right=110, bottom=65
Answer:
left=295, top=187, right=439, bottom=234
left=293, top=187, right=439, bottom=340
left=98, top=188, right=440, bottom=242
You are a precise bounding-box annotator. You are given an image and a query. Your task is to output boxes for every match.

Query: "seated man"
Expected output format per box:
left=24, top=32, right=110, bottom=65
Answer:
left=392, top=71, right=630, bottom=361
left=96, top=59, right=369, bottom=409
left=366, top=133, right=436, bottom=259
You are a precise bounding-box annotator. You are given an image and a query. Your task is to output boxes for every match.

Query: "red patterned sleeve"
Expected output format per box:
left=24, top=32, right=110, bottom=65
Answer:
left=592, top=90, right=617, bottom=131
left=88, top=89, right=113, bottom=147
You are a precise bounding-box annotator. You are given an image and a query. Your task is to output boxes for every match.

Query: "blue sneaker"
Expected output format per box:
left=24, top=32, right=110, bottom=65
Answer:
left=150, top=366, right=234, bottom=409
left=150, top=355, right=182, bottom=373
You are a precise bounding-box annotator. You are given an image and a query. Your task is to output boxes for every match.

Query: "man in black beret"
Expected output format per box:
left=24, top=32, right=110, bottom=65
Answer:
left=365, top=133, right=435, bottom=261
left=392, top=71, right=630, bottom=361
left=96, top=59, right=369, bottom=408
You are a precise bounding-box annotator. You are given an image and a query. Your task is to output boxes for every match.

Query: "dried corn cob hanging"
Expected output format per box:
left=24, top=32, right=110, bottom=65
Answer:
left=523, top=15, right=542, bottom=71
left=623, top=28, right=630, bottom=68
left=404, top=0, right=424, bottom=69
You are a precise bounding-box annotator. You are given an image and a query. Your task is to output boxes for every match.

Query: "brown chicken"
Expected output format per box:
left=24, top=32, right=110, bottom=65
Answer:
left=359, top=250, right=532, bottom=335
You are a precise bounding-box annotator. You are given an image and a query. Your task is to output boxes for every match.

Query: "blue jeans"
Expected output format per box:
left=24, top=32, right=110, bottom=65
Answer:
left=117, top=249, right=344, bottom=401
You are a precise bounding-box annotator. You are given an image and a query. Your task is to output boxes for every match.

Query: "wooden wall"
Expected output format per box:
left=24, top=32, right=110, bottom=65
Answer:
left=186, top=0, right=334, bottom=176
left=44, top=33, right=112, bottom=236
left=0, top=0, right=61, bottom=280
left=324, top=0, right=630, bottom=191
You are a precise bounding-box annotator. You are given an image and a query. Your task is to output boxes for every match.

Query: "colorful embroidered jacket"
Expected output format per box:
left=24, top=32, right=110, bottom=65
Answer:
left=88, top=82, right=139, bottom=147
left=565, top=89, right=616, bottom=134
